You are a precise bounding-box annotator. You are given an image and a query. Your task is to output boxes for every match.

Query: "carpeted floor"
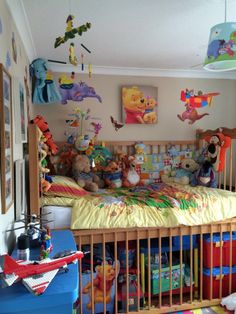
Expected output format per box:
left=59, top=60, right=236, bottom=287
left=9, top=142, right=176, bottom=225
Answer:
left=171, top=305, right=233, bottom=314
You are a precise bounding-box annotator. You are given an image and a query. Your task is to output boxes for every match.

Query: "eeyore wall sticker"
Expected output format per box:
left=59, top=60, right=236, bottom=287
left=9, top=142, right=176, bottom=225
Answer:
left=58, top=72, right=102, bottom=104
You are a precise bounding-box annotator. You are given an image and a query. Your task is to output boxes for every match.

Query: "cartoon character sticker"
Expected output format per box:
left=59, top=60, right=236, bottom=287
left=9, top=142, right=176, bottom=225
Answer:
left=121, top=85, right=158, bottom=124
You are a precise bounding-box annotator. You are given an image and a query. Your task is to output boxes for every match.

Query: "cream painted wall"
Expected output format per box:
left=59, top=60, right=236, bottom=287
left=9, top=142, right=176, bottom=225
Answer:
left=33, top=72, right=236, bottom=142
left=0, top=0, right=30, bottom=254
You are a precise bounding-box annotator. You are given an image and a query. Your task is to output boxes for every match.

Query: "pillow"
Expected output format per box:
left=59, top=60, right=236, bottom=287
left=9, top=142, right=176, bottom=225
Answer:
left=44, top=175, right=89, bottom=198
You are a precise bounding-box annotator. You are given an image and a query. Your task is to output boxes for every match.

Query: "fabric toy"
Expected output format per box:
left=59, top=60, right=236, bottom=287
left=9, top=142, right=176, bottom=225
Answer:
left=82, top=261, right=119, bottom=309
left=191, top=160, right=217, bottom=188
left=30, top=58, right=61, bottom=104
left=58, top=73, right=102, bottom=104
left=102, top=161, right=122, bottom=188
left=72, top=155, right=104, bottom=192
left=134, top=142, right=147, bottom=164
left=122, top=156, right=140, bottom=188
left=54, top=14, right=91, bottom=48
left=204, top=132, right=231, bottom=172
left=221, top=292, right=236, bottom=312
left=161, top=158, right=199, bottom=185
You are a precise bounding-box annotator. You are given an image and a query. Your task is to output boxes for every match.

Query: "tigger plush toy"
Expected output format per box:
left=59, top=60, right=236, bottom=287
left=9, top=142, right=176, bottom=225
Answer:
left=205, top=132, right=231, bottom=172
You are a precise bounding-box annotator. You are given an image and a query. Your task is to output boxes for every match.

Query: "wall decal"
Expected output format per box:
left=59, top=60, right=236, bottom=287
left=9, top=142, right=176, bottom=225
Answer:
left=177, top=89, right=219, bottom=124
left=12, top=32, right=17, bottom=64
left=5, top=51, right=11, bottom=70
left=0, top=18, right=3, bottom=34
left=110, top=116, right=124, bottom=131
left=121, top=85, right=158, bottom=124
left=58, top=73, right=102, bottom=104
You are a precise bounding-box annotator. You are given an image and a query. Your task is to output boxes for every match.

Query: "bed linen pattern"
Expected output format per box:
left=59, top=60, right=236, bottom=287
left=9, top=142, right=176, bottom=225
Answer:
left=42, top=183, right=236, bottom=229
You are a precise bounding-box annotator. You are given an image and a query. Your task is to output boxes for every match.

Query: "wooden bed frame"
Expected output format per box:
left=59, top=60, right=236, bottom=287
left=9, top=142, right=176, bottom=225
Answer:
left=28, top=124, right=236, bottom=313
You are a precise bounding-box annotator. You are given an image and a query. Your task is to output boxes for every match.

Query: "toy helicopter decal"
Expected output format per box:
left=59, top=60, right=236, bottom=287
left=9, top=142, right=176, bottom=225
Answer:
left=0, top=250, right=83, bottom=295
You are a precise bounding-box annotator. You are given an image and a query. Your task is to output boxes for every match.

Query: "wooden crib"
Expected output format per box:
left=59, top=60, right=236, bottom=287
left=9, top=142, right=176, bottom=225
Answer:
left=28, top=124, right=236, bottom=313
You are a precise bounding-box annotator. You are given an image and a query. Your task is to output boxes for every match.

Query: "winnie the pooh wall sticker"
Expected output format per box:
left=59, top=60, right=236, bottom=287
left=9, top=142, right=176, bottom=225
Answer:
left=121, top=85, right=158, bottom=124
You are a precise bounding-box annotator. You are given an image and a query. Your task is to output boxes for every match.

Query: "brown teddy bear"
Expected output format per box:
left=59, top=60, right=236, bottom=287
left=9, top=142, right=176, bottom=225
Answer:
left=72, top=155, right=103, bottom=192
left=82, top=262, right=119, bottom=309
left=102, top=160, right=122, bottom=188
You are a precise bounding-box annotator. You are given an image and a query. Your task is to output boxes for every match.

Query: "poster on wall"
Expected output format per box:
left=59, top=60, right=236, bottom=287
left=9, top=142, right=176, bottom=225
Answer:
left=121, top=85, right=158, bottom=124
left=13, top=78, right=28, bottom=144
left=0, top=64, right=14, bottom=214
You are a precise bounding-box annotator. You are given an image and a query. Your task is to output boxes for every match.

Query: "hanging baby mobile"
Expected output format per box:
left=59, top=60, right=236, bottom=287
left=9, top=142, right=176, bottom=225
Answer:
left=177, top=89, right=220, bottom=124
left=54, top=12, right=92, bottom=76
left=64, top=106, right=102, bottom=154
left=58, top=72, right=102, bottom=104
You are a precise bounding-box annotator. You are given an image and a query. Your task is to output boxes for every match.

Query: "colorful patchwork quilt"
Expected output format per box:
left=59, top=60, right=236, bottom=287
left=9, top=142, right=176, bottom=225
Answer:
left=42, top=182, right=236, bottom=229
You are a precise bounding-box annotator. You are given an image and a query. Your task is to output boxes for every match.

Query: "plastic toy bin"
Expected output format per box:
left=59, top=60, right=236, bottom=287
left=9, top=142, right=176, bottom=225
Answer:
left=149, top=264, right=185, bottom=295
left=203, top=232, right=236, bottom=267
left=203, top=266, right=236, bottom=299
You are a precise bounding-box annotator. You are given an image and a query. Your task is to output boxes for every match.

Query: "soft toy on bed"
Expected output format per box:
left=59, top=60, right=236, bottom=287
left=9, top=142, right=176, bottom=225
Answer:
left=161, top=158, right=199, bottom=185
left=72, top=155, right=104, bottom=192
left=102, top=160, right=122, bottom=188
left=122, top=156, right=140, bottom=187
left=191, top=160, right=217, bottom=188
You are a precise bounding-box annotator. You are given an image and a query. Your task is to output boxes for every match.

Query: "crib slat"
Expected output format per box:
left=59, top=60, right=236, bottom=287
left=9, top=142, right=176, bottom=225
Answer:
left=158, top=229, right=162, bottom=308
left=229, top=224, right=233, bottom=294
left=147, top=231, right=151, bottom=309
left=200, top=226, right=203, bottom=302
left=125, top=232, right=129, bottom=313
left=219, top=225, right=223, bottom=299
left=102, top=234, right=106, bottom=314
left=169, top=229, right=172, bottom=307
left=114, top=232, right=118, bottom=314
left=179, top=227, right=183, bottom=305
left=190, top=227, right=193, bottom=303
left=210, top=225, right=213, bottom=300
left=78, top=237, right=83, bottom=314
left=229, top=144, right=233, bottom=191
left=90, top=235, right=94, bottom=314
left=136, top=230, right=140, bottom=311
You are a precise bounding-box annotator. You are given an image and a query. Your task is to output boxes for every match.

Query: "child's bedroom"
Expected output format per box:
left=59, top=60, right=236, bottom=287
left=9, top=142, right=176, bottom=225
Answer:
left=1, top=0, right=236, bottom=313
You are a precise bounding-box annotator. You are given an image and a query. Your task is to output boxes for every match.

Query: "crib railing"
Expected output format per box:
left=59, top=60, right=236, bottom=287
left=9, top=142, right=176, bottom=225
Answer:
left=74, top=220, right=236, bottom=313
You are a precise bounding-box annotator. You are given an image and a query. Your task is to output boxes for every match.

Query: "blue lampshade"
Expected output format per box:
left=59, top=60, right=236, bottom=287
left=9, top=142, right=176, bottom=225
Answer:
left=204, top=22, right=236, bottom=71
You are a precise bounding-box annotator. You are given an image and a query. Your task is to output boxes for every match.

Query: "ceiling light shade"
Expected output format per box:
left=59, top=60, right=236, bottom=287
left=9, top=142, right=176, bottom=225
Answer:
left=204, top=22, right=236, bottom=71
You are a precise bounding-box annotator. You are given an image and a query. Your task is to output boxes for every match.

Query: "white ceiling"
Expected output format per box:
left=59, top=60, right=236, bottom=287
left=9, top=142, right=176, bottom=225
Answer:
left=8, top=0, right=236, bottom=77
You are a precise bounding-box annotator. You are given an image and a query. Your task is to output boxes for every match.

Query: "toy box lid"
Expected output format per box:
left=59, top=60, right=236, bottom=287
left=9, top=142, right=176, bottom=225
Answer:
left=203, top=266, right=236, bottom=276
left=203, top=232, right=236, bottom=243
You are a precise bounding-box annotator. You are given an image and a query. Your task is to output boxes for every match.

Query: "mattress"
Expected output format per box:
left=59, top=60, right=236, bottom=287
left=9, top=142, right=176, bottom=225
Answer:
left=42, top=183, right=236, bottom=229
left=42, top=205, right=72, bottom=229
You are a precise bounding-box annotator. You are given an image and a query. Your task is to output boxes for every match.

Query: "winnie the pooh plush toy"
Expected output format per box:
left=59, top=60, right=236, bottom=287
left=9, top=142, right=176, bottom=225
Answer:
left=72, top=155, right=103, bottom=192
left=122, top=86, right=146, bottom=124
left=82, top=262, right=119, bottom=309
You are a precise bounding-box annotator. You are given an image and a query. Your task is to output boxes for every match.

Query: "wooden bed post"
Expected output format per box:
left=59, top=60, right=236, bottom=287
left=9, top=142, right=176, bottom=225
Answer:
left=28, top=123, right=40, bottom=215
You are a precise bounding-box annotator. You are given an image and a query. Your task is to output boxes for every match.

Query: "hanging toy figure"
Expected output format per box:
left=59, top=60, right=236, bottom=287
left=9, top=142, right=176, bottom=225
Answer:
left=88, top=63, right=92, bottom=78
left=69, top=43, right=78, bottom=66
left=54, top=15, right=91, bottom=48
left=81, top=53, right=84, bottom=71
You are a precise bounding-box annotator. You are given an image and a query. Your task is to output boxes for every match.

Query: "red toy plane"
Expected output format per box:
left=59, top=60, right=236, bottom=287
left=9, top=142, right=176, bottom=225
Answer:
left=0, top=250, right=83, bottom=295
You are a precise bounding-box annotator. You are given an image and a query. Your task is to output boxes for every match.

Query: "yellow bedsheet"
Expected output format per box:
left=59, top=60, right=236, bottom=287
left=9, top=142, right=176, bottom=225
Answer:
left=42, top=183, right=236, bottom=229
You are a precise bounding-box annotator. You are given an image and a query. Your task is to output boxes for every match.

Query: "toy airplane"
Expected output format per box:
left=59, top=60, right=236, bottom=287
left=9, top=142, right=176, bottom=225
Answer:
left=180, top=89, right=220, bottom=108
left=0, top=250, right=83, bottom=295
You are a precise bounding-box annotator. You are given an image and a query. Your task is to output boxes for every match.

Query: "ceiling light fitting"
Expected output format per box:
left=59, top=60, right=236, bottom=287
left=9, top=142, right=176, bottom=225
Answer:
left=204, top=0, right=236, bottom=72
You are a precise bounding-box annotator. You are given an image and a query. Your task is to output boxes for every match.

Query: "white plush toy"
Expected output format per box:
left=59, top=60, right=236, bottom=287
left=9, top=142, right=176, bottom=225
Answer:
left=221, top=293, right=236, bottom=312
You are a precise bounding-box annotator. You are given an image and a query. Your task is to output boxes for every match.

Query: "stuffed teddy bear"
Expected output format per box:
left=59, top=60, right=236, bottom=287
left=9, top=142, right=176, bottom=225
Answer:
left=191, top=160, right=217, bottom=188
left=72, top=155, right=103, bottom=192
left=102, top=160, right=122, bottom=188
left=82, top=262, right=119, bottom=309
left=161, top=158, right=199, bottom=185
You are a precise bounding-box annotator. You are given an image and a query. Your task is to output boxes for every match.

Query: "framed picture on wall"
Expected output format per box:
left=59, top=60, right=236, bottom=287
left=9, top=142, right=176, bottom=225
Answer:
left=13, top=78, right=28, bottom=144
left=14, top=159, right=26, bottom=220
left=121, top=85, right=158, bottom=124
left=0, top=64, right=14, bottom=214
